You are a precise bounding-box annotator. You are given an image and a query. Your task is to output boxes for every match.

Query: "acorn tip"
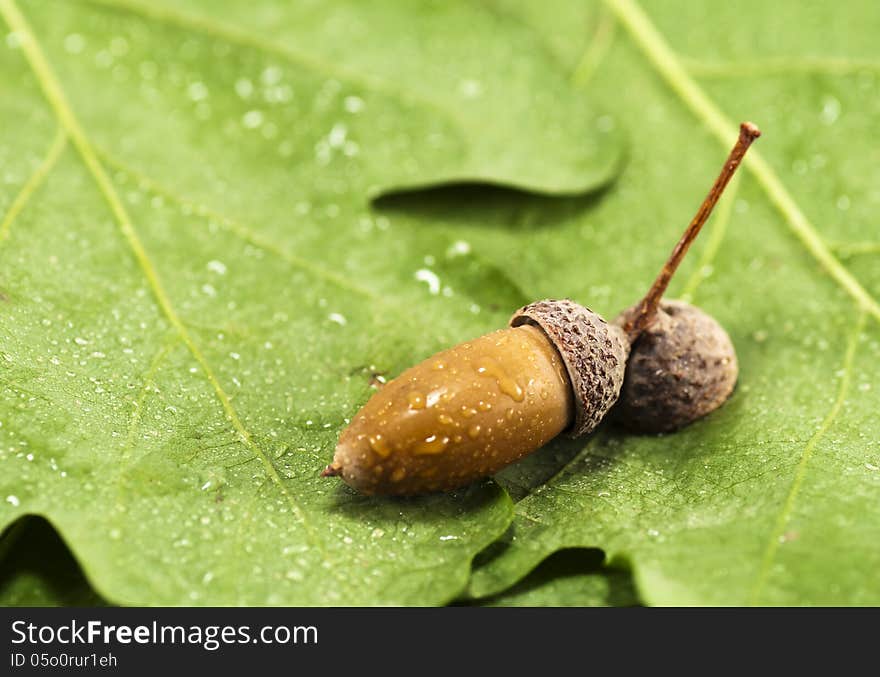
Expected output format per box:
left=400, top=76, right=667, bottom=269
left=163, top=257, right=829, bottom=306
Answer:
left=321, top=463, right=342, bottom=478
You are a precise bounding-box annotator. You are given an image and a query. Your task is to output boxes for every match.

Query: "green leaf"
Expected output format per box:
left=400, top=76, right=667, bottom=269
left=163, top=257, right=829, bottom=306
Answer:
left=468, top=0, right=880, bottom=605
left=4, top=0, right=880, bottom=608
left=0, top=0, right=620, bottom=605
left=468, top=548, right=639, bottom=607
left=0, top=517, right=105, bottom=606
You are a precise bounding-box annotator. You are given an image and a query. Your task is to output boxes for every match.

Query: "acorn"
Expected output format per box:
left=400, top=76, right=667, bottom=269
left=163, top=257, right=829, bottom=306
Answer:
left=613, top=300, right=738, bottom=433
left=612, top=122, right=759, bottom=433
left=323, top=122, right=760, bottom=495
left=324, top=302, right=628, bottom=495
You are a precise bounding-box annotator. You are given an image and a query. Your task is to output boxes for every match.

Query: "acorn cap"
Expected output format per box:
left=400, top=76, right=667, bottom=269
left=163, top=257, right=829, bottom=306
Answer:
left=612, top=299, right=738, bottom=433
left=510, top=299, right=629, bottom=437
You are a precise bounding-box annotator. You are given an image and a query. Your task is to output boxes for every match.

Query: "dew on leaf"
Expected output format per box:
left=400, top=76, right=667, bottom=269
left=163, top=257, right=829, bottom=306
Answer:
left=234, top=77, right=254, bottom=98
left=820, top=96, right=841, bottom=125
left=415, top=269, right=440, bottom=294
left=344, top=95, right=364, bottom=113
left=458, top=78, right=482, bottom=98
left=242, top=110, right=264, bottom=129
left=187, top=81, right=209, bottom=101
left=206, top=260, right=227, bottom=275
left=64, top=33, right=85, bottom=54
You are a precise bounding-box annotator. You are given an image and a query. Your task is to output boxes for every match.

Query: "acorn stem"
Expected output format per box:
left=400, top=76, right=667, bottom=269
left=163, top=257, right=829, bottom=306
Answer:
left=622, top=121, right=761, bottom=342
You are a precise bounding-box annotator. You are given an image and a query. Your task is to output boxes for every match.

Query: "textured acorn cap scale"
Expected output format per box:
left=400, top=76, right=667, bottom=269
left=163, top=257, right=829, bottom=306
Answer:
left=511, top=299, right=629, bottom=437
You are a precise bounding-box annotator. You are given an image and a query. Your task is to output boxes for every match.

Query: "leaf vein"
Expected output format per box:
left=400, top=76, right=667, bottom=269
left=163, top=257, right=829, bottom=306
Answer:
left=94, top=147, right=382, bottom=304
left=749, top=310, right=866, bottom=603
left=572, top=6, right=617, bottom=87
left=0, top=127, right=66, bottom=245
left=113, top=338, right=177, bottom=513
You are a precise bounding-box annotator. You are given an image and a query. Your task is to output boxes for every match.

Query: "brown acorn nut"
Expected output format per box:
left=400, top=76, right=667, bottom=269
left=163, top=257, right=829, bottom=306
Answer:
left=324, top=303, right=628, bottom=496
left=613, top=300, right=738, bottom=432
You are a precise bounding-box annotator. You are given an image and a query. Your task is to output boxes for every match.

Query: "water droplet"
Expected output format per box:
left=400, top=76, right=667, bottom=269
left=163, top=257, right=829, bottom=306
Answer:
left=414, top=269, right=440, bottom=295
left=820, top=96, right=841, bottom=125
left=242, top=110, right=264, bottom=129
left=187, top=81, right=209, bottom=101
left=458, top=78, right=483, bottom=98
left=426, top=389, right=447, bottom=407
left=261, top=65, right=283, bottom=85
left=206, top=259, right=227, bottom=275
left=344, top=95, right=364, bottom=113
left=413, top=434, right=449, bottom=455
left=476, top=357, right=524, bottom=402
left=390, top=467, right=406, bottom=482
left=467, top=424, right=482, bottom=439
left=437, top=414, right=454, bottom=425
left=235, top=78, right=254, bottom=98
left=447, top=240, right=471, bottom=257
left=342, top=140, right=359, bottom=157
left=328, top=122, right=347, bottom=148
left=368, top=434, right=391, bottom=457
left=64, top=33, right=85, bottom=54
left=407, top=391, right=425, bottom=410
left=460, top=406, right=477, bottom=419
